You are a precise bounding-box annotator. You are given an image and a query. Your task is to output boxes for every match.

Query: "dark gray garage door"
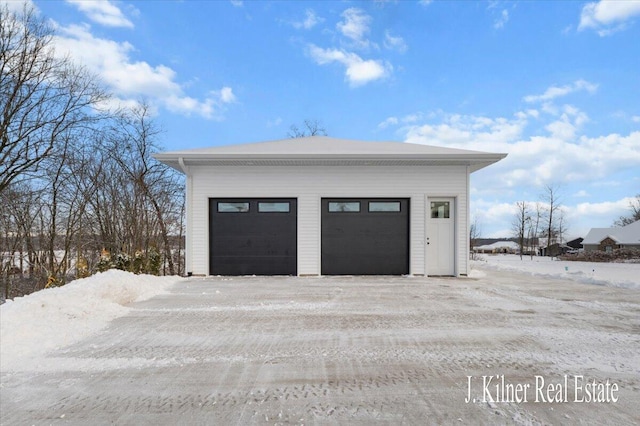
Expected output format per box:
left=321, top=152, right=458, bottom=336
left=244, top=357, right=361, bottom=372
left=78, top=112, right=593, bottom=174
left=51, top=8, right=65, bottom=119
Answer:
left=209, top=198, right=297, bottom=275
left=321, top=198, right=409, bottom=275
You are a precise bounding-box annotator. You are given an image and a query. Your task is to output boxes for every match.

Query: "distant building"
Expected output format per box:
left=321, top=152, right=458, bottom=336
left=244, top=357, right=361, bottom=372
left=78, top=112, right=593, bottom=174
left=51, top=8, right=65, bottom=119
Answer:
left=540, top=243, right=572, bottom=257
left=473, top=240, right=520, bottom=254
left=582, top=221, right=640, bottom=252
left=566, top=237, right=584, bottom=250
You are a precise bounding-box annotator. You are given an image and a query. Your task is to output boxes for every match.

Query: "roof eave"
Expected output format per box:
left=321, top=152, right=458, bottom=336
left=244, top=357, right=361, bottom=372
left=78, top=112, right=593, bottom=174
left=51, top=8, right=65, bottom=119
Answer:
left=154, top=153, right=507, bottom=172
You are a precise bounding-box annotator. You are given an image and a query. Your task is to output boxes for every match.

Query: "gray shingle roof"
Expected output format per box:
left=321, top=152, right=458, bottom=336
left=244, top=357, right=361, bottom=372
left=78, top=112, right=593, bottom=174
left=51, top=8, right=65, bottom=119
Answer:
left=154, top=136, right=507, bottom=172
left=582, top=220, right=640, bottom=245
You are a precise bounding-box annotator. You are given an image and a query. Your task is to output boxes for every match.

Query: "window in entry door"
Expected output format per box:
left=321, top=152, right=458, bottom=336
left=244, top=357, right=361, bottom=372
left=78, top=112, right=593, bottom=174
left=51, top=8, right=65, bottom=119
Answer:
left=431, top=201, right=450, bottom=219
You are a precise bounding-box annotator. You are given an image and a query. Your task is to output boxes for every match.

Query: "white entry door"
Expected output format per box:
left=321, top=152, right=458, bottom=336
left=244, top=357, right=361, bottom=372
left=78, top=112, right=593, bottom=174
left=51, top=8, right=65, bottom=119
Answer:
left=427, top=198, right=455, bottom=276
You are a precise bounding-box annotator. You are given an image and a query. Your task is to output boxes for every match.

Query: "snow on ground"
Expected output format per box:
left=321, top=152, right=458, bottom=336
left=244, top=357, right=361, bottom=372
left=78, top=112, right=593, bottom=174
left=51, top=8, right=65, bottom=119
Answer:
left=472, top=254, right=640, bottom=289
left=0, top=270, right=182, bottom=371
left=1, top=273, right=638, bottom=424
left=2, top=257, right=636, bottom=372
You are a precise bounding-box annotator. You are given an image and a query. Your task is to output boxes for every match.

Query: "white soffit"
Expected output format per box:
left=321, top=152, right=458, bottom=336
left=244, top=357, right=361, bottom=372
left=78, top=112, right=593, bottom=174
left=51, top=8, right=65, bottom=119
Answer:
left=154, top=136, right=507, bottom=173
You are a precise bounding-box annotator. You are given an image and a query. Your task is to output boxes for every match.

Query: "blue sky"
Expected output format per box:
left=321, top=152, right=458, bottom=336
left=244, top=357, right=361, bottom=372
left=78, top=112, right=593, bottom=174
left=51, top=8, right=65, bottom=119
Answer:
left=10, top=0, right=640, bottom=238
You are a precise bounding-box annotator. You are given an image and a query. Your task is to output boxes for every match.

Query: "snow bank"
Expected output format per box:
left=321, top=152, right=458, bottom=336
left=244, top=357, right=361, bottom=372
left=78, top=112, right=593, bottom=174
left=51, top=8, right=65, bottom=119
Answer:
left=467, top=269, right=486, bottom=279
left=0, top=270, right=182, bottom=371
left=472, top=254, right=640, bottom=289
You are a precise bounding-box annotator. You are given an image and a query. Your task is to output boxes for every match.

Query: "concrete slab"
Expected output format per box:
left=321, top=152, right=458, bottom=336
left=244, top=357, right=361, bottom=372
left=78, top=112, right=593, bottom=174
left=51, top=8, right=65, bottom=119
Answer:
left=1, top=273, right=639, bottom=424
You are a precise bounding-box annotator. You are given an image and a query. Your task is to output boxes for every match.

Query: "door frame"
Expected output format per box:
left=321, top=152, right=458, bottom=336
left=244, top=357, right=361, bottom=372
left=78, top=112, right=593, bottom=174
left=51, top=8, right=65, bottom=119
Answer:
left=425, top=196, right=457, bottom=276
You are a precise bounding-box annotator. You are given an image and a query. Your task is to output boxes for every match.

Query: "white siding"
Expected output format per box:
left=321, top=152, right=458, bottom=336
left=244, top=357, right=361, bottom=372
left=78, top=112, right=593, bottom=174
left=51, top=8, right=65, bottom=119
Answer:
left=184, top=172, right=194, bottom=274
left=188, top=165, right=468, bottom=276
left=298, top=194, right=319, bottom=275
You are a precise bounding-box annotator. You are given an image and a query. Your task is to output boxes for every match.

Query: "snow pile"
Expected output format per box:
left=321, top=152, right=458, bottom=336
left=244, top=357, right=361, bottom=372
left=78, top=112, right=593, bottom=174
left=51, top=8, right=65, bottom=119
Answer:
left=472, top=254, right=640, bottom=289
left=467, top=269, right=487, bottom=279
left=0, top=270, right=181, bottom=371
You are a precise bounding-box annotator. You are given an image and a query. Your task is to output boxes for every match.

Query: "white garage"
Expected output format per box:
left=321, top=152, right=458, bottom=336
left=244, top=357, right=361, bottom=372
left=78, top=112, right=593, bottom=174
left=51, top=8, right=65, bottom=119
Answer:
left=154, top=136, right=506, bottom=277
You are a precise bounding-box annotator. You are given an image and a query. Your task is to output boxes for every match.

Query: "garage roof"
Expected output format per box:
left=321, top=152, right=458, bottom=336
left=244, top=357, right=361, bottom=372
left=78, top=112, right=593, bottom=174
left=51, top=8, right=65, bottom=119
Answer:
left=154, top=136, right=507, bottom=172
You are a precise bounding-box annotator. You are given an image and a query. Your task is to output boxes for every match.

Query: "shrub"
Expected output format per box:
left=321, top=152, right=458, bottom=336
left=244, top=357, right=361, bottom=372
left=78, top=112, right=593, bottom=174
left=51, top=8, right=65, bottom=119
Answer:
left=96, top=249, right=112, bottom=272
left=94, top=248, right=163, bottom=274
left=146, top=246, right=161, bottom=276
left=560, top=248, right=640, bottom=263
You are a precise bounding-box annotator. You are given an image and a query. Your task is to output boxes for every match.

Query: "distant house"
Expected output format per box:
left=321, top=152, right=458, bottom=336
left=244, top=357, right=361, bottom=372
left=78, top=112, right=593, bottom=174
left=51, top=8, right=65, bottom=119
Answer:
left=582, top=220, right=640, bottom=252
left=473, top=240, right=520, bottom=254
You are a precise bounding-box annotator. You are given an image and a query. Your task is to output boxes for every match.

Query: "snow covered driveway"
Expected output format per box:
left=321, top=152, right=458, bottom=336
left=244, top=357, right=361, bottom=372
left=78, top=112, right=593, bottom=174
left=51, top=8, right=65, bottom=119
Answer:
left=1, top=271, right=639, bottom=425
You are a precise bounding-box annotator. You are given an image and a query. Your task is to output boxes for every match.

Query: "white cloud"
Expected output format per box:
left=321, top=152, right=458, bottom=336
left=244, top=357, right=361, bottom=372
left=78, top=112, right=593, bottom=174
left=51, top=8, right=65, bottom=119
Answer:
left=402, top=113, right=426, bottom=123
left=393, top=107, right=640, bottom=190
left=475, top=199, right=518, bottom=219
left=229, top=0, right=243, bottom=7
left=307, top=44, right=391, bottom=87
left=337, top=8, right=372, bottom=49
left=378, top=117, right=399, bottom=129
left=470, top=199, right=520, bottom=237
left=494, top=9, right=509, bottom=29
left=267, top=117, right=283, bottom=128
left=164, top=88, right=234, bottom=118
left=93, top=96, right=147, bottom=115
left=403, top=113, right=527, bottom=147
left=378, top=112, right=440, bottom=129
left=419, top=0, right=433, bottom=5
left=304, top=6, right=398, bottom=87
left=632, top=116, right=640, bottom=123
left=524, top=79, right=598, bottom=103
left=579, top=0, right=640, bottom=35
left=573, top=197, right=637, bottom=218
left=65, top=0, right=133, bottom=28
left=383, top=30, right=407, bottom=53
left=217, top=87, right=236, bottom=103
left=293, top=9, right=322, bottom=30
left=2, top=0, right=36, bottom=12
left=53, top=24, right=235, bottom=119
left=544, top=105, right=589, bottom=140
left=591, top=179, right=622, bottom=188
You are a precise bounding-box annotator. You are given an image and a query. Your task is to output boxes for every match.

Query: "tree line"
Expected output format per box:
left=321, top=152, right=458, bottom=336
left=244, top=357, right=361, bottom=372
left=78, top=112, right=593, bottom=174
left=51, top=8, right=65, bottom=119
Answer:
left=1, top=5, right=184, bottom=299
left=511, top=185, right=568, bottom=258
left=470, top=185, right=569, bottom=259
left=511, top=189, right=640, bottom=259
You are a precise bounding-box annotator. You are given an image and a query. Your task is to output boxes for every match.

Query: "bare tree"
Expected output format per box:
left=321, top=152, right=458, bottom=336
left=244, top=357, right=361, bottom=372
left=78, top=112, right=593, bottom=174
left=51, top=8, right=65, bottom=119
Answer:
left=1, top=5, right=188, bottom=298
left=541, top=185, right=562, bottom=256
left=469, top=215, right=481, bottom=259
left=527, top=202, right=542, bottom=258
left=105, top=103, right=183, bottom=275
left=0, top=186, right=26, bottom=298
left=557, top=209, right=568, bottom=245
left=39, top=129, right=100, bottom=285
left=288, top=119, right=327, bottom=138
left=512, top=201, right=530, bottom=260
left=0, top=181, right=46, bottom=296
left=613, top=194, right=640, bottom=226
left=0, top=3, right=107, bottom=194
left=1, top=100, right=186, bottom=297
